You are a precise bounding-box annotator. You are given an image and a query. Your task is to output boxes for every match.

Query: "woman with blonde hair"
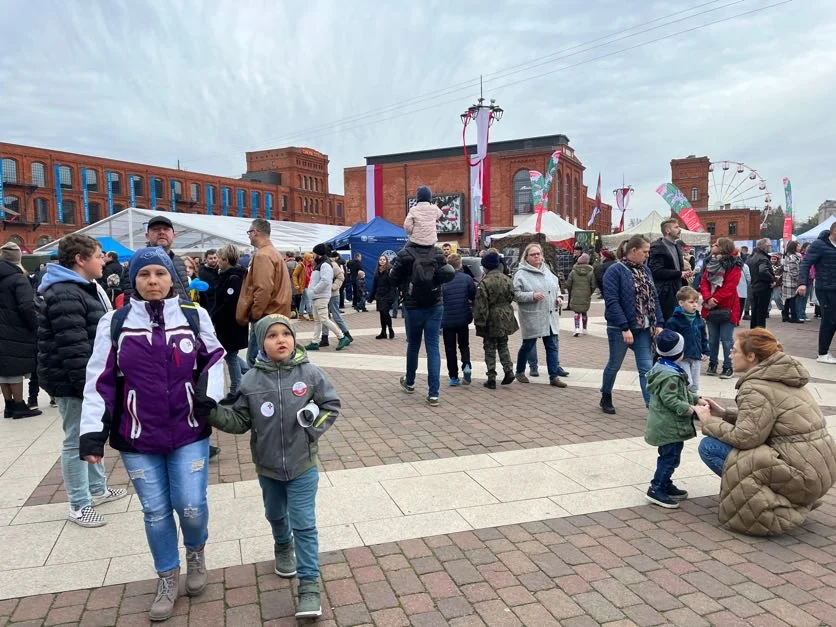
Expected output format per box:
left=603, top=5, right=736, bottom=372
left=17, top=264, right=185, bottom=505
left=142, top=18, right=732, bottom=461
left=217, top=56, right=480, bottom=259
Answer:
left=695, top=328, right=836, bottom=535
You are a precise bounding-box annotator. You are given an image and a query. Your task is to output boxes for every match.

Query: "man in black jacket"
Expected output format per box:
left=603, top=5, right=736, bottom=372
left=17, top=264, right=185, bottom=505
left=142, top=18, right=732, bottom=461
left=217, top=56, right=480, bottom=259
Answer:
left=648, top=219, right=691, bottom=321
left=390, top=242, right=454, bottom=406
left=799, top=224, right=836, bottom=362
left=37, top=234, right=127, bottom=528
left=747, top=238, right=775, bottom=329
left=347, top=253, right=363, bottom=311
left=198, top=249, right=220, bottom=314
left=120, top=215, right=189, bottom=300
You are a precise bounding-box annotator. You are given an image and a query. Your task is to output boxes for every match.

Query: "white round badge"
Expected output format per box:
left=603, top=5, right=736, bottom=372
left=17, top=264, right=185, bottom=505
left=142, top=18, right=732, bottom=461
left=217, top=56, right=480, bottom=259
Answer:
left=179, top=338, right=194, bottom=353
left=227, top=288, right=234, bottom=295
left=261, top=401, right=275, bottom=417
left=292, top=382, right=308, bottom=397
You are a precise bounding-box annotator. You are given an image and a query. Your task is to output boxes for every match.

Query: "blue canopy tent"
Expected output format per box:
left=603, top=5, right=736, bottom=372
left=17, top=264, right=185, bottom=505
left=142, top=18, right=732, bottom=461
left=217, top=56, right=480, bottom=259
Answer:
left=325, top=217, right=408, bottom=292
left=324, top=222, right=365, bottom=250
left=96, top=236, right=134, bottom=262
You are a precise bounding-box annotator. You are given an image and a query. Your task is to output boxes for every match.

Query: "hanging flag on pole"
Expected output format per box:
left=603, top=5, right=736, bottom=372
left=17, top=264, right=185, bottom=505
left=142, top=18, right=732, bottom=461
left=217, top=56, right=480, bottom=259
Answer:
left=365, top=165, right=383, bottom=222
left=529, top=150, right=561, bottom=233
left=782, top=177, right=794, bottom=241
left=81, top=167, right=90, bottom=223
left=170, top=180, right=176, bottom=212
left=613, top=187, right=632, bottom=233
left=588, top=173, right=602, bottom=227
left=106, top=171, right=114, bottom=216
left=129, top=175, right=137, bottom=207
left=656, top=182, right=705, bottom=232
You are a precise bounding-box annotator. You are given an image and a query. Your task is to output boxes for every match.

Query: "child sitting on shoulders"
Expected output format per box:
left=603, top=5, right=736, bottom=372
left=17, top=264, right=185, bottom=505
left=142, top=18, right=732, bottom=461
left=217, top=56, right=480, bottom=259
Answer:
left=664, top=286, right=709, bottom=392
left=404, top=185, right=442, bottom=246
left=207, top=314, right=340, bottom=619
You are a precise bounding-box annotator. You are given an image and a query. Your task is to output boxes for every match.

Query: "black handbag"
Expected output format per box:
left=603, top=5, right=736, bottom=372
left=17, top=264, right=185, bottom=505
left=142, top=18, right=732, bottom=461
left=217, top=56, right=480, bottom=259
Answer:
left=706, top=308, right=732, bottom=324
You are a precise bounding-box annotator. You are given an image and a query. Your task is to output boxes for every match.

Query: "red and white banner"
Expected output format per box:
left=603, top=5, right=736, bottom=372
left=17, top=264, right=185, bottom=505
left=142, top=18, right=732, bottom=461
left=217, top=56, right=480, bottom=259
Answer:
left=614, top=187, right=631, bottom=233
left=365, top=164, right=383, bottom=222
left=465, top=107, right=492, bottom=249
left=587, top=173, right=602, bottom=227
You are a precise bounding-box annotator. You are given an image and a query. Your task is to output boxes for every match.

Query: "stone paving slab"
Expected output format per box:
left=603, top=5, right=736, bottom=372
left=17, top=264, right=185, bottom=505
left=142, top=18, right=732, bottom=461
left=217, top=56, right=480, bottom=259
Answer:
left=2, top=494, right=836, bottom=626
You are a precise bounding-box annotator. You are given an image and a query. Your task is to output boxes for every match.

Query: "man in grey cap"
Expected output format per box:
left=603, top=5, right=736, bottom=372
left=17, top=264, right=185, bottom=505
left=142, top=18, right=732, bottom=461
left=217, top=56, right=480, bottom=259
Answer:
left=120, top=215, right=189, bottom=300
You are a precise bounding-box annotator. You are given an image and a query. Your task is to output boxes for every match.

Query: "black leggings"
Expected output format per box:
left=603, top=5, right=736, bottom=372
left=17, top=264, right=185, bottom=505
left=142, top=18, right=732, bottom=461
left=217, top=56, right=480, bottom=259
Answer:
left=379, top=310, right=393, bottom=332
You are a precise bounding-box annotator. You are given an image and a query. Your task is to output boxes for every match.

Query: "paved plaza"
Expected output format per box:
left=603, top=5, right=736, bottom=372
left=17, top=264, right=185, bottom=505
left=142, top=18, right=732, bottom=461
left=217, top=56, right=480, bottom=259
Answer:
left=2, top=301, right=836, bottom=625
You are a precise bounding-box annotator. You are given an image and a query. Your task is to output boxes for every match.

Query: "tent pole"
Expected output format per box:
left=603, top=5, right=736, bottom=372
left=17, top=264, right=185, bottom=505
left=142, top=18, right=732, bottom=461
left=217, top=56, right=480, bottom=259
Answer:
left=128, top=208, right=135, bottom=250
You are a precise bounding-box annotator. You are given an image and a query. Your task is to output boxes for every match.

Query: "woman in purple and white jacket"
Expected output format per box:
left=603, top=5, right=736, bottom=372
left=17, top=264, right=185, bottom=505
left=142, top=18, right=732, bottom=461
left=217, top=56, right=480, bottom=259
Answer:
left=79, top=247, right=226, bottom=622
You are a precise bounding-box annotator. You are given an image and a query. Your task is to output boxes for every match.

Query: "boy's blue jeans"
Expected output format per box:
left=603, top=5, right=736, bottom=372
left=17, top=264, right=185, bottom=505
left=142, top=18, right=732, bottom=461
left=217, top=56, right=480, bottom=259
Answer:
left=651, top=441, right=684, bottom=490
left=121, top=437, right=210, bottom=574
left=259, top=467, right=320, bottom=580
left=57, top=396, right=108, bottom=511
left=699, top=436, right=734, bottom=476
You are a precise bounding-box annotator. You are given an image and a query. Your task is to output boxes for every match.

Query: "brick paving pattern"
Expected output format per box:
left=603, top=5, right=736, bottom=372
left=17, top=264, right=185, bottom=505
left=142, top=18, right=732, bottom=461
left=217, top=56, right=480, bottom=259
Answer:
left=3, top=495, right=836, bottom=625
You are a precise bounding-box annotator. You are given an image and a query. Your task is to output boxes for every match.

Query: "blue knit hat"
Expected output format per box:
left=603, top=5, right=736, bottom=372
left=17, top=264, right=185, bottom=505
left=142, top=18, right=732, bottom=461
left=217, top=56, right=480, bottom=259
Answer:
left=416, top=186, right=432, bottom=203
left=128, top=246, right=177, bottom=287
left=656, top=329, right=685, bottom=358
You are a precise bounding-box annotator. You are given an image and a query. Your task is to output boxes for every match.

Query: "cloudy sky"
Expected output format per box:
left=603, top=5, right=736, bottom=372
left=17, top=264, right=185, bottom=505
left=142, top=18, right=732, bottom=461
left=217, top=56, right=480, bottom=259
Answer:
left=1, top=0, right=833, bottom=222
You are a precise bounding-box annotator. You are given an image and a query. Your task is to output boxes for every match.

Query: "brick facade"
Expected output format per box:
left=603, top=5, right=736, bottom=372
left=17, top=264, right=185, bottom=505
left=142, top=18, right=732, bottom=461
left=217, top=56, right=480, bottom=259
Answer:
left=0, top=143, right=345, bottom=251
left=344, top=135, right=611, bottom=248
left=670, top=155, right=762, bottom=240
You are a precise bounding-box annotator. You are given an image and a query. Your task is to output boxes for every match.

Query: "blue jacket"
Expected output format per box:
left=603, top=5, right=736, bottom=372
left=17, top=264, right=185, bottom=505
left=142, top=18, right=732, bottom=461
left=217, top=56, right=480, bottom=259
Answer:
left=799, top=230, right=836, bottom=293
left=441, top=270, right=476, bottom=328
left=665, top=307, right=709, bottom=360
left=602, top=261, right=664, bottom=331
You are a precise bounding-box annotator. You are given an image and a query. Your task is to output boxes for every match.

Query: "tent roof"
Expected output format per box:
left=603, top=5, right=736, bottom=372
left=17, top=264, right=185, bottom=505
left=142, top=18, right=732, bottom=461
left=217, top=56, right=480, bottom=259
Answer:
left=796, top=215, right=836, bottom=242
left=95, top=237, right=134, bottom=262
left=325, top=216, right=407, bottom=249
left=490, top=211, right=576, bottom=242
left=600, top=210, right=711, bottom=248
left=33, top=208, right=351, bottom=255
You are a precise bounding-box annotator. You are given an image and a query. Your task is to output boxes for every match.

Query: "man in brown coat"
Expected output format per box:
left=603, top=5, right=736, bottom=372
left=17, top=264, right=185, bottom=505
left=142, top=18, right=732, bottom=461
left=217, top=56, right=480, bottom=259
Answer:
left=236, top=219, right=292, bottom=365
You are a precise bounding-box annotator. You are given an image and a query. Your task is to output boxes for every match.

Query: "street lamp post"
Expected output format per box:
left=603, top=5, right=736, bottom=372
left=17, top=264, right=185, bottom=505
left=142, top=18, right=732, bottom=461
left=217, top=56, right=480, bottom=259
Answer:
left=461, top=86, right=502, bottom=251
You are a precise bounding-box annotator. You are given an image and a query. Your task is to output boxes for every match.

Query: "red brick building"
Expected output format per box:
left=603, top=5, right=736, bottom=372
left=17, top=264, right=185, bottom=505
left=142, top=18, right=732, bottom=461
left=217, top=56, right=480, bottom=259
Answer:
left=344, top=134, right=612, bottom=248
left=671, top=155, right=762, bottom=240
left=0, top=143, right=346, bottom=251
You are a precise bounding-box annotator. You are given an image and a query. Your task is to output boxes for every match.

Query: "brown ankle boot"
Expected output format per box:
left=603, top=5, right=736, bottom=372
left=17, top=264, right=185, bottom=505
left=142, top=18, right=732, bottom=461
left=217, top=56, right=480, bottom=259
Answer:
left=185, top=546, right=207, bottom=596
left=149, top=567, right=179, bottom=622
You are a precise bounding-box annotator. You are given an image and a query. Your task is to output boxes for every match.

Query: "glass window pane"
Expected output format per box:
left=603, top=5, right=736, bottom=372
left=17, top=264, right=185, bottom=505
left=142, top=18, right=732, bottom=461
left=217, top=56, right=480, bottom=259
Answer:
left=35, top=198, right=49, bottom=223
left=85, top=169, right=99, bottom=192
left=1, top=159, right=17, bottom=184
left=31, top=163, right=45, bottom=187
left=190, top=183, right=200, bottom=202
left=61, top=200, right=76, bottom=224
left=59, top=166, right=73, bottom=189
left=513, top=169, right=533, bottom=215
left=131, top=175, right=144, bottom=197
left=110, top=172, right=122, bottom=194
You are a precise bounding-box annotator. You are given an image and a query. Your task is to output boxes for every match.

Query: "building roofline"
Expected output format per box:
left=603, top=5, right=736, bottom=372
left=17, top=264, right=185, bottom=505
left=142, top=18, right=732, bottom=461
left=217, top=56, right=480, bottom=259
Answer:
left=364, top=134, right=571, bottom=165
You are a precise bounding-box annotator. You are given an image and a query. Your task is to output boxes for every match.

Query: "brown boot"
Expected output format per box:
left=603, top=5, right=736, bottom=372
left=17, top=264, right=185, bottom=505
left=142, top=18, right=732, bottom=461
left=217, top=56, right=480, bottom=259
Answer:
left=149, top=567, right=179, bottom=622
left=185, top=546, right=207, bottom=596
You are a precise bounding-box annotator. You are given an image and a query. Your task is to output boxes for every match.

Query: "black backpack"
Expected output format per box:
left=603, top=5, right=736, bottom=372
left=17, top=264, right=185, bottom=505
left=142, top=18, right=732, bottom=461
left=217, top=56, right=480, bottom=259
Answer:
left=407, top=247, right=441, bottom=307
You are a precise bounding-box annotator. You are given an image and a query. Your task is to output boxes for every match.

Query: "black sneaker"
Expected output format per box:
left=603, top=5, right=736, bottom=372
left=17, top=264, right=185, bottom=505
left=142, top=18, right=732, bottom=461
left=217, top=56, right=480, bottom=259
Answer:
left=646, top=487, right=679, bottom=509
left=399, top=376, right=415, bottom=394
left=483, top=379, right=496, bottom=390
left=705, top=364, right=718, bottom=376
left=719, top=367, right=733, bottom=379
left=500, top=372, right=515, bottom=385
left=666, top=485, right=689, bottom=501
left=555, top=367, right=570, bottom=378
left=209, top=445, right=221, bottom=459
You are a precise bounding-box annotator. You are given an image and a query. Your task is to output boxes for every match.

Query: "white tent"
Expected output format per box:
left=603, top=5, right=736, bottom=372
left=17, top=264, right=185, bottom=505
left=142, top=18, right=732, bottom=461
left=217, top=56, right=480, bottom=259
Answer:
left=600, top=210, right=711, bottom=249
left=33, top=208, right=351, bottom=255
left=489, top=211, right=576, bottom=243
left=796, top=215, right=836, bottom=242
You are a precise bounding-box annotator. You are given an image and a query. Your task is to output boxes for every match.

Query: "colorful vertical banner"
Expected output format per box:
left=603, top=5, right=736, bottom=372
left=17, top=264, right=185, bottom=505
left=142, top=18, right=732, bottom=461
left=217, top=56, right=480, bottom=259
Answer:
left=106, top=171, right=114, bottom=216
left=782, top=177, right=794, bottom=241
left=251, top=191, right=258, bottom=218
left=129, top=175, right=137, bottom=207
left=237, top=189, right=244, bottom=218
left=365, top=164, right=383, bottom=222
left=150, top=177, right=157, bottom=210
left=655, top=182, right=704, bottom=232
left=528, top=150, right=561, bottom=233
left=0, top=153, right=5, bottom=219
left=265, top=192, right=273, bottom=220
left=81, top=167, right=90, bottom=223
left=614, top=187, right=631, bottom=233
left=55, top=163, right=64, bottom=223
left=170, top=180, right=176, bottom=212
left=206, top=184, right=213, bottom=215
left=588, top=172, right=602, bottom=227
left=222, top=187, right=229, bottom=216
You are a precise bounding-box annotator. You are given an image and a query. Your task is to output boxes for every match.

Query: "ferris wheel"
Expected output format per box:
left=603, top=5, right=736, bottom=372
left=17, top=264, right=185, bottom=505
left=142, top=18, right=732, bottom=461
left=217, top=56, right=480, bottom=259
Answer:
left=708, top=161, right=773, bottom=223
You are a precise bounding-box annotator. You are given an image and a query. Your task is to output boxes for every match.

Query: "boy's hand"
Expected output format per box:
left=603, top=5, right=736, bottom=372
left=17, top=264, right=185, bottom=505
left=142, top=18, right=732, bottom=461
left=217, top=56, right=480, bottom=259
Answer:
left=701, top=355, right=709, bottom=362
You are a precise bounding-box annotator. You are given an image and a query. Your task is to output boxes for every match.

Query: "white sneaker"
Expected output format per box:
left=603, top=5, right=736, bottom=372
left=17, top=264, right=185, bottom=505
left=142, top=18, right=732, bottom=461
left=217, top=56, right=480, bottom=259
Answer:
left=92, top=487, right=128, bottom=506
left=582, top=328, right=588, bottom=335
left=817, top=354, right=836, bottom=364
left=573, top=331, right=580, bottom=337
left=68, top=505, right=106, bottom=528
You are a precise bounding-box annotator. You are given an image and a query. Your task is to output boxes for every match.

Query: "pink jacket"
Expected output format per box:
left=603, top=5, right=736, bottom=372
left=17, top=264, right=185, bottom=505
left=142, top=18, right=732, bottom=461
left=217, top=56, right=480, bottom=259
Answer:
left=404, top=202, right=442, bottom=246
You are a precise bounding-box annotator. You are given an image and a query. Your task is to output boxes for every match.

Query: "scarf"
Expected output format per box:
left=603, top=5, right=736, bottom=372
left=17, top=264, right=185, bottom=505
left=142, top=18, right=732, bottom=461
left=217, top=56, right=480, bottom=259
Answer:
left=621, top=260, right=656, bottom=328
left=704, top=254, right=741, bottom=290
left=682, top=310, right=697, bottom=324
left=658, top=357, right=687, bottom=376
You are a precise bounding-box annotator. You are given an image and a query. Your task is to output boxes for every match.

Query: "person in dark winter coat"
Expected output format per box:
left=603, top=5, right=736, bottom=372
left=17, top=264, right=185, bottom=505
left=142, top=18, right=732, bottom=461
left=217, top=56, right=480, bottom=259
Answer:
left=799, top=225, right=836, bottom=362
left=37, top=234, right=127, bottom=528
left=369, top=255, right=397, bottom=339
left=198, top=249, right=220, bottom=314
left=120, top=215, right=190, bottom=300
left=648, top=219, right=691, bottom=321
left=212, top=244, right=249, bottom=404
left=594, top=250, right=617, bottom=297
left=100, top=253, right=124, bottom=303
left=746, top=239, right=775, bottom=329
left=0, top=242, right=40, bottom=419
left=441, top=254, right=476, bottom=386
left=473, top=252, right=518, bottom=389
left=664, top=286, right=709, bottom=392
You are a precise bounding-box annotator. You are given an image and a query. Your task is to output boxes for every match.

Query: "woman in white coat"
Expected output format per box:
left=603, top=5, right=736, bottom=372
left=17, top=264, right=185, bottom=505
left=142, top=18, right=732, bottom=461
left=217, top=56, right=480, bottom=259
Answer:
left=513, top=243, right=568, bottom=388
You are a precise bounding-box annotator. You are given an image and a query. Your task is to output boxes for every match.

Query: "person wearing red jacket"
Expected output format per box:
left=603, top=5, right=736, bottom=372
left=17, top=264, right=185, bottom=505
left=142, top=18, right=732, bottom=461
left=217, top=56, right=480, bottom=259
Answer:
left=700, top=237, right=743, bottom=379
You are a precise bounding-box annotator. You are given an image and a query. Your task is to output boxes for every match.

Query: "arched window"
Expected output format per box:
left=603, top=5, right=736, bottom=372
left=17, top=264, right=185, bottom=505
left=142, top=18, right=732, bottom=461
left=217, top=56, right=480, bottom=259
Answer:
left=564, top=174, right=571, bottom=218
left=190, top=183, right=200, bottom=202
left=108, top=172, right=122, bottom=194
left=173, top=180, right=183, bottom=200
left=85, top=169, right=99, bottom=192
left=59, top=165, right=73, bottom=189
left=152, top=177, right=164, bottom=199
left=1, top=158, right=17, bottom=184
left=61, top=200, right=76, bottom=224
left=35, top=198, right=49, bottom=223
left=36, top=235, right=53, bottom=248
left=691, top=187, right=699, bottom=202
left=3, top=195, right=20, bottom=214
left=130, top=175, right=144, bottom=197
left=31, top=162, right=46, bottom=187
left=513, top=169, right=533, bottom=215
left=88, top=202, right=101, bottom=223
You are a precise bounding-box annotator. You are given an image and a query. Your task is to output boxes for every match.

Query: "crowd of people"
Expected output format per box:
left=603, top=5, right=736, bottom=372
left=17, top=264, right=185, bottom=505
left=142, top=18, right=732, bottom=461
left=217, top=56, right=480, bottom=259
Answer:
left=2, top=198, right=836, bottom=620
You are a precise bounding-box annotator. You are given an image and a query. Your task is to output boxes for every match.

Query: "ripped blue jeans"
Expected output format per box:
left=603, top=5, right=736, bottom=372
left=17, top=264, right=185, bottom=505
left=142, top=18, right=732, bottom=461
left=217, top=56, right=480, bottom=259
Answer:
left=121, top=437, right=210, bottom=573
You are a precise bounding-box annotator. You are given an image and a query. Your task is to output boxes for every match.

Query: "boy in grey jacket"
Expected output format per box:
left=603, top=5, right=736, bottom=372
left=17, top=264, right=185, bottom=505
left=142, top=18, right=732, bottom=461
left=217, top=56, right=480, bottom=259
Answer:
left=207, top=314, right=340, bottom=618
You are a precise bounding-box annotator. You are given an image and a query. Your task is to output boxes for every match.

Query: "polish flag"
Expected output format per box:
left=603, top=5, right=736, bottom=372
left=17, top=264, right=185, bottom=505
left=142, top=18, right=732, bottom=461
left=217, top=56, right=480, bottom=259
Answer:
left=366, top=164, right=383, bottom=222
left=587, top=172, right=601, bottom=227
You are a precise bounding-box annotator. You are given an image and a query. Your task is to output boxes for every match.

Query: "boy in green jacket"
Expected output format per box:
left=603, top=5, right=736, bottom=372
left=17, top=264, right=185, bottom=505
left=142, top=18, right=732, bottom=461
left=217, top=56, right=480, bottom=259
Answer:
left=207, top=314, right=340, bottom=618
left=645, top=329, right=701, bottom=509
